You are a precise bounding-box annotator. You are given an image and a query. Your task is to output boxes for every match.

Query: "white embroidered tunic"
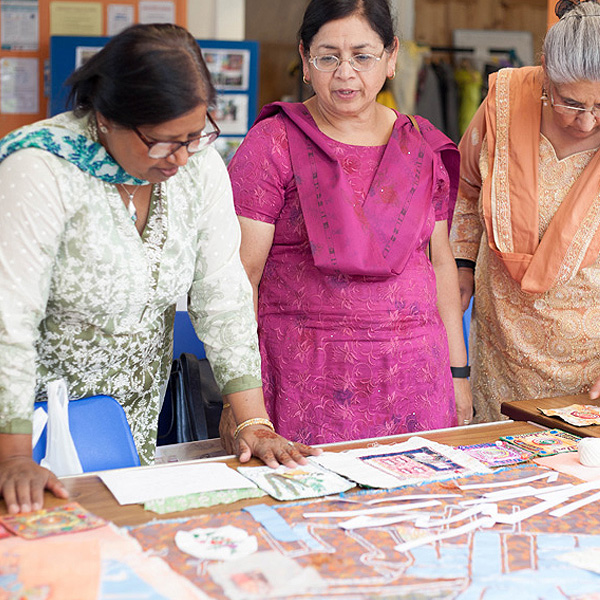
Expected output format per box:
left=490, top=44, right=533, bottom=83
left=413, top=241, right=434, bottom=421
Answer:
left=0, top=113, right=261, bottom=464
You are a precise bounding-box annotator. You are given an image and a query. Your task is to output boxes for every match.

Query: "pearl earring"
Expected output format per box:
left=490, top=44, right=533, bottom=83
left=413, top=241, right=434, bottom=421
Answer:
left=540, top=89, right=549, bottom=107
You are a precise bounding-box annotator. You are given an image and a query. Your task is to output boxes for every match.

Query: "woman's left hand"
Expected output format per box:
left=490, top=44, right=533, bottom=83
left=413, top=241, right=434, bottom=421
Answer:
left=236, top=424, right=322, bottom=468
left=454, top=377, right=473, bottom=425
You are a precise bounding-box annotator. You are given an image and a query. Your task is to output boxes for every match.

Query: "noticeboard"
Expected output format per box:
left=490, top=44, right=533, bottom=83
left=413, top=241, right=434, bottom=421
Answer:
left=0, top=0, right=187, bottom=137
left=49, top=35, right=259, bottom=161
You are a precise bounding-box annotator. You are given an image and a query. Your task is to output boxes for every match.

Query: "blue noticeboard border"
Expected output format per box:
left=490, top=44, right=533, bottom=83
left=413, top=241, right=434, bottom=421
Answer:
left=49, top=36, right=259, bottom=134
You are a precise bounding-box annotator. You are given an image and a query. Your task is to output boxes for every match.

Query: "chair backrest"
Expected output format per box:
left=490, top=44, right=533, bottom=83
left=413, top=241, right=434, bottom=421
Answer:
left=173, top=310, right=206, bottom=359
left=33, top=395, right=140, bottom=472
left=463, top=297, right=473, bottom=363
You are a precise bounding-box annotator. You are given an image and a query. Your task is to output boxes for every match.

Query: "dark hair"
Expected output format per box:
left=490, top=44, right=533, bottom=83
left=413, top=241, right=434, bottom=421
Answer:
left=554, top=0, right=600, bottom=18
left=299, top=0, right=396, bottom=54
left=66, top=23, right=216, bottom=127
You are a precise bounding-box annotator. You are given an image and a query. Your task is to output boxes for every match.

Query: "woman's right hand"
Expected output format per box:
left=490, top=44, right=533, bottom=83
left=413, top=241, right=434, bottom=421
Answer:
left=457, top=268, right=475, bottom=312
left=0, top=456, right=68, bottom=514
left=219, top=404, right=237, bottom=455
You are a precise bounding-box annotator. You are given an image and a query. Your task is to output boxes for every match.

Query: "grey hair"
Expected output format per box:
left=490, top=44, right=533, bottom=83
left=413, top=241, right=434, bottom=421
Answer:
left=543, top=1, right=600, bottom=83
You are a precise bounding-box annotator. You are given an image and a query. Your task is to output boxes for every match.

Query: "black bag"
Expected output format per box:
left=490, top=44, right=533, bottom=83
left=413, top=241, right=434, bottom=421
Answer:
left=157, top=353, right=224, bottom=445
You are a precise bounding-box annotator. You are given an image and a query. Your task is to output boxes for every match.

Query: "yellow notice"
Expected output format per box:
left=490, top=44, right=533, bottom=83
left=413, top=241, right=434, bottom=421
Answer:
left=50, top=2, right=103, bottom=36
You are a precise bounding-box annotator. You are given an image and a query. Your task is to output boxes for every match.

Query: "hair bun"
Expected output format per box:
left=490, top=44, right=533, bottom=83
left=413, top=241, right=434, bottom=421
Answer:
left=555, top=0, right=580, bottom=18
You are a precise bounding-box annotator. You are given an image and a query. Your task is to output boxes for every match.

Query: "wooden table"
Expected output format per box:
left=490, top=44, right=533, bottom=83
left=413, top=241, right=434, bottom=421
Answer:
left=501, top=393, right=600, bottom=438
left=0, top=420, right=545, bottom=527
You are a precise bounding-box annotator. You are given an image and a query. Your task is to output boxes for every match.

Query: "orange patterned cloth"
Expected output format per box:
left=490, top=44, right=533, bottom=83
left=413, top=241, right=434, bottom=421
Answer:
left=451, top=66, right=600, bottom=422
left=127, top=464, right=600, bottom=598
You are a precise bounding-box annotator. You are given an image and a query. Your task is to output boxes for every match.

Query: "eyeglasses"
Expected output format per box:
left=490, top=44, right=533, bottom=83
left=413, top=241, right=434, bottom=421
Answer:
left=309, top=51, right=385, bottom=72
left=550, top=87, right=600, bottom=120
left=134, top=113, right=220, bottom=159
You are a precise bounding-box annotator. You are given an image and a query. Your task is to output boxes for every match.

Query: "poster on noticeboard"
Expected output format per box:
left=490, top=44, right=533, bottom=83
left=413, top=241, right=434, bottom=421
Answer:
left=203, top=48, right=251, bottom=91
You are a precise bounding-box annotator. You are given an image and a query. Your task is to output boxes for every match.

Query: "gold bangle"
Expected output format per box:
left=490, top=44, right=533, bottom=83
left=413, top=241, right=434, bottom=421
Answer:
left=234, top=417, right=275, bottom=439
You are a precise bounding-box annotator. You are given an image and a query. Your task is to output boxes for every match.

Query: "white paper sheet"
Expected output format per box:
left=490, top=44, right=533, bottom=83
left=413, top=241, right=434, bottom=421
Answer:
left=460, top=483, right=573, bottom=506
left=549, top=490, right=600, bottom=518
left=340, top=513, right=424, bottom=530
left=303, top=499, right=442, bottom=519
left=457, top=471, right=557, bottom=490
left=0, top=57, right=38, bottom=113
left=99, top=462, right=257, bottom=505
left=415, top=505, right=497, bottom=528
left=313, top=437, right=491, bottom=489
left=1, top=0, right=39, bottom=50
left=394, top=516, right=496, bottom=553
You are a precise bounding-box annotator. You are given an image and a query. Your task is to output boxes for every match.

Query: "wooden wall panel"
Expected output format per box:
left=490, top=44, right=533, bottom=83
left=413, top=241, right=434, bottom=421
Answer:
left=414, top=0, right=547, bottom=62
left=245, top=0, right=309, bottom=108
left=245, top=0, right=548, bottom=109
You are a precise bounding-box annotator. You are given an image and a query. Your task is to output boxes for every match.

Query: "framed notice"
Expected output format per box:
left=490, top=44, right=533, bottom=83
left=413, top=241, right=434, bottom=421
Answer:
left=49, top=36, right=259, bottom=136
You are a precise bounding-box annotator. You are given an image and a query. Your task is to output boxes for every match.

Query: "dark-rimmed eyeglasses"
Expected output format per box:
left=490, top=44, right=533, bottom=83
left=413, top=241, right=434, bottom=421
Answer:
left=134, top=113, right=220, bottom=159
left=550, top=86, right=600, bottom=120
left=309, top=50, right=385, bottom=72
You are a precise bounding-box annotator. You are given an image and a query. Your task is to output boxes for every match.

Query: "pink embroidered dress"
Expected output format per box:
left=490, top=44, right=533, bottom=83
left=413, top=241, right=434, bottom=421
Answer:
left=229, top=102, right=459, bottom=444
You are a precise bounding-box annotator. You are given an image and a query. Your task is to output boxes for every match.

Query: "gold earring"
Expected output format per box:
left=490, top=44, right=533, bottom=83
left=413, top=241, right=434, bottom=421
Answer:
left=303, top=75, right=310, bottom=85
left=389, top=71, right=396, bottom=80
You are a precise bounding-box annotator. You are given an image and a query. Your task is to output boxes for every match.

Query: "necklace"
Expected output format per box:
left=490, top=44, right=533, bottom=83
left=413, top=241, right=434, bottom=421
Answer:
left=117, top=184, right=139, bottom=223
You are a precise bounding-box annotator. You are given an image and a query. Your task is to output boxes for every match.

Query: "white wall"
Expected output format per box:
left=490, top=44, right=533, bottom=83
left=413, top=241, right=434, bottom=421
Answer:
left=392, top=0, right=415, bottom=41
left=187, top=0, right=245, bottom=40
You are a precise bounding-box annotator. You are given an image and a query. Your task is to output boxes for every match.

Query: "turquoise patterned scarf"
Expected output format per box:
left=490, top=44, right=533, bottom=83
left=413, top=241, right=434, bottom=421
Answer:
left=0, top=112, right=147, bottom=185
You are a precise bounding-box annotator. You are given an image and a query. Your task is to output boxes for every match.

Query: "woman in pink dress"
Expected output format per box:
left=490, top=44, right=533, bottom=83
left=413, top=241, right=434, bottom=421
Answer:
left=226, top=0, right=471, bottom=445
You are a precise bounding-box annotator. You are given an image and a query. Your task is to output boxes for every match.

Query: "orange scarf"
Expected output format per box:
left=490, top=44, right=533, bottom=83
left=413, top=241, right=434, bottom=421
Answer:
left=482, top=66, right=600, bottom=293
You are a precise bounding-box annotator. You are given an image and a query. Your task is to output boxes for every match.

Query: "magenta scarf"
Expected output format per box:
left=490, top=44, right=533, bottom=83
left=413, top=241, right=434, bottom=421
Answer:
left=255, top=102, right=459, bottom=277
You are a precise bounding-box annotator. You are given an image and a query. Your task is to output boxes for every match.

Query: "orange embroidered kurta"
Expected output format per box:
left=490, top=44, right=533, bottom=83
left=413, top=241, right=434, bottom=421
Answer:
left=451, top=66, right=600, bottom=422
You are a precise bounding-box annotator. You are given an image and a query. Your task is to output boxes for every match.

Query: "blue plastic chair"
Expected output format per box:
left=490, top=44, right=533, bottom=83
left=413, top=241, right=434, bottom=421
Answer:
left=33, top=394, right=140, bottom=472
left=463, top=297, right=473, bottom=363
left=173, top=311, right=206, bottom=359
left=158, top=311, right=209, bottom=446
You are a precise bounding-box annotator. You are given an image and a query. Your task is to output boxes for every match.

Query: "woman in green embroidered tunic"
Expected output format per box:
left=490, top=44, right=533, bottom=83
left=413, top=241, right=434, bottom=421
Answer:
left=0, top=24, right=318, bottom=514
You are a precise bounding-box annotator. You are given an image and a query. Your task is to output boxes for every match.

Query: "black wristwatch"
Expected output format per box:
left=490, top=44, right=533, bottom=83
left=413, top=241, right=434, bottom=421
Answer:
left=455, top=259, right=476, bottom=271
left=450, top=366, right=470, bottom=378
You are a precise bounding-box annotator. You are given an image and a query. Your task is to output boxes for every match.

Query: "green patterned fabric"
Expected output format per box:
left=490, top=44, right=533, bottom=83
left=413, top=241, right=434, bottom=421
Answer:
left=0, top=112, right=262, bottom=464
left=0, top=113, right=147, bottom=184
left=145, top=488, right=266, bottom=514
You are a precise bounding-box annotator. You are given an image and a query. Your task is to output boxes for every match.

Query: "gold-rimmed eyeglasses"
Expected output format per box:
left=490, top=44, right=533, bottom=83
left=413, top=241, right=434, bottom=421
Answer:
left=549, top=87, right=600, bottom=120
left=134, top=113, right=220, bottom=159
left=309, top=50, right=385, bottom=72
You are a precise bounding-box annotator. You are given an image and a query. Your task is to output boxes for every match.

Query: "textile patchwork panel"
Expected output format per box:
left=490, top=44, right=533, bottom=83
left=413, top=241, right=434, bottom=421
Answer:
left=127, top=465, right=600, bottom=599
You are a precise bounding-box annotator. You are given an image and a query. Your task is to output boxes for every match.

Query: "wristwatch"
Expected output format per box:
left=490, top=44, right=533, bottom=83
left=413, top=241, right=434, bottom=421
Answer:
left=455, top=259, right=476, bottom=270
left=450, top=366, right=470, bottom=378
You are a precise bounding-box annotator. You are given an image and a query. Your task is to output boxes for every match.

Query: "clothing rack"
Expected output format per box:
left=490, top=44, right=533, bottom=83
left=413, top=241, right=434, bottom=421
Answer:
left=426, top=45, right=522, bottom=67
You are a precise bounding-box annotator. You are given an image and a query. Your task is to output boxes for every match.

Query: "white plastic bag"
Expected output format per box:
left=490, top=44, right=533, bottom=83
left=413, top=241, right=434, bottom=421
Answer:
left=40, top=379, right=83, bottom=476
left=31, top=407, right=48, bottom=449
